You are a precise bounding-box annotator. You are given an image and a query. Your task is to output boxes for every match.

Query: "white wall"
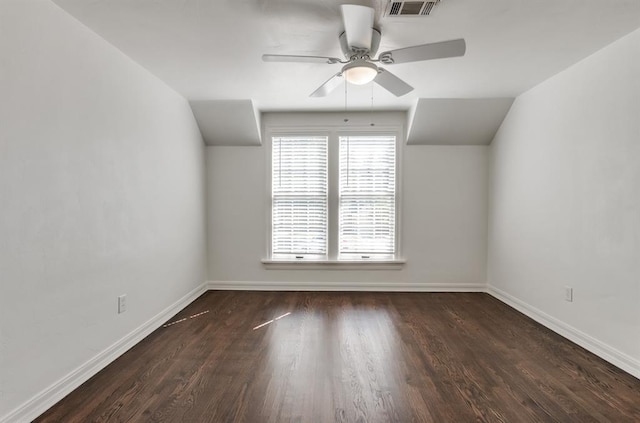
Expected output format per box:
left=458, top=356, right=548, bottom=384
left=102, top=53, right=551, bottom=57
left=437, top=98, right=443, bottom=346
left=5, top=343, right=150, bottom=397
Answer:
left=488, top=28, right=640, bottom=377
left=206, top=138, right=488, bottom=289
left=0, top=0, right=207, bottom=420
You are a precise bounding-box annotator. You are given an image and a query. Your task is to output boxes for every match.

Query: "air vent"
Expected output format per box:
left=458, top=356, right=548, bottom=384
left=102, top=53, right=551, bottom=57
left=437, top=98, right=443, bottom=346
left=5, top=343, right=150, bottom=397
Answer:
left=385, top=0, right=441, bottom=17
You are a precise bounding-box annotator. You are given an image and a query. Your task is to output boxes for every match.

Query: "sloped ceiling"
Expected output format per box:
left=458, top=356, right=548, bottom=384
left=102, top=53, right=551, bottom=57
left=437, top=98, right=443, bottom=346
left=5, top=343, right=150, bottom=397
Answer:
left=52, top=0, right=640, bottom=111
left=407, top=98, right=514, bottom=145
left=190, top=100, right=261, bottom=146
left=51, top=0, right=640, bottom=144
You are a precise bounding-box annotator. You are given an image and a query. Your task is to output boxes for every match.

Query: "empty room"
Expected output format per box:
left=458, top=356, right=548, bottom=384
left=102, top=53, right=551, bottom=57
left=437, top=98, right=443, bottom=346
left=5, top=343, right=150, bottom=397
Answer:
left=1, top=0, right=639, bottom=421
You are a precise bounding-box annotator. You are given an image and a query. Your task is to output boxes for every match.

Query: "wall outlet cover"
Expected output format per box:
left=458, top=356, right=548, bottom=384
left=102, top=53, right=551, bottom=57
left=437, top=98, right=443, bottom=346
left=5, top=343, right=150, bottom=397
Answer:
left=564, top=287, right=573, bottom=302
left=118, top=294, right=127, bottom=313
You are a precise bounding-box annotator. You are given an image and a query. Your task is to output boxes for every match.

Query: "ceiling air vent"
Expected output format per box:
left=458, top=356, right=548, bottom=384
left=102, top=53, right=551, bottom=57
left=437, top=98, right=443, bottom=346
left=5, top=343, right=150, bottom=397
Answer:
left=385, top=0, right=441, bottom=17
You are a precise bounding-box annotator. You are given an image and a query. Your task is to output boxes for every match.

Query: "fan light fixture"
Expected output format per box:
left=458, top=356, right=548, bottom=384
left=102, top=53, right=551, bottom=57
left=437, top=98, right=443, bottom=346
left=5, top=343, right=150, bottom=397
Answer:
left=342, top=61, right=378, bottom=85
left=262, top=4, right=466, bottom=97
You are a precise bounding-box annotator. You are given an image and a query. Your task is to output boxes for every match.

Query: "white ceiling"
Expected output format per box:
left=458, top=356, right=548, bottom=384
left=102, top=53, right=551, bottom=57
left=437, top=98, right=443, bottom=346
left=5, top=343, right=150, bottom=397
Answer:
left=190, top=100, right=262, bottom=145
left=53, top=0, right=640, bottom=113
left=407, top=98, right=514, bottom=145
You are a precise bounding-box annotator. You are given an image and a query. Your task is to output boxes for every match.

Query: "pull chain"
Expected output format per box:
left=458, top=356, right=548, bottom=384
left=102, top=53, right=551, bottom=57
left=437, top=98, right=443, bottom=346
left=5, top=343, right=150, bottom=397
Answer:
left=344, top=81, right=350, bottom=184
left=370, top=82, right=375, bottom=127
left=344, top=79, right=349, bottom=123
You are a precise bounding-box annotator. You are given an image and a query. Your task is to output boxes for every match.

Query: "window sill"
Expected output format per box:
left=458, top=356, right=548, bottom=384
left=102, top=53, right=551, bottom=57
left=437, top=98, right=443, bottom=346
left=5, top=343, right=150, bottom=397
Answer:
left=261, top=259, right=406, bottom=270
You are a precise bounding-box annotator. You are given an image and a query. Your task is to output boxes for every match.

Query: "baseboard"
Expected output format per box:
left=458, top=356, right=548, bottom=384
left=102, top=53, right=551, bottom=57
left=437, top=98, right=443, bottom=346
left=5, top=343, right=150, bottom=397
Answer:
left=1, top=282, right=207, bottom=423
left=486, top=284, right=640, bottom=380
left=207, top=280, right=486, bottom=292
left=5, top=281, right=637, bottom=423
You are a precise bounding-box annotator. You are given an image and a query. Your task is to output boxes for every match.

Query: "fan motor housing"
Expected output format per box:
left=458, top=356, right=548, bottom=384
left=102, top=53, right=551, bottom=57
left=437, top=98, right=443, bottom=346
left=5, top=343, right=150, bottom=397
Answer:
left=339, top=28, right=381, bottom=58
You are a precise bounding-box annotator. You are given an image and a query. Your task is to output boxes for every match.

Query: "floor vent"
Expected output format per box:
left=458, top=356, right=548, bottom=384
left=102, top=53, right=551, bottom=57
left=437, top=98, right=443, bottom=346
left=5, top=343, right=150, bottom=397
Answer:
left=385, top=1, right=441, bottom=17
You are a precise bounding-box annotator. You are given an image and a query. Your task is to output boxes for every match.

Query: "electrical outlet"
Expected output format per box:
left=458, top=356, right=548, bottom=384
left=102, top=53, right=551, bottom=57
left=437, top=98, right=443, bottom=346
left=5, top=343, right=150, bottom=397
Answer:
left=564, top=286, right=573, bottom=302
left=118, top=294, right=127, bottom=313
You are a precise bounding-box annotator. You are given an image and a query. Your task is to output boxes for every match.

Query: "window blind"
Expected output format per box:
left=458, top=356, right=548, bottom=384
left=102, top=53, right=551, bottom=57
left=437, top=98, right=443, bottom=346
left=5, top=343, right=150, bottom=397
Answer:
left=339, top=135, right=396, bottom=258
left=272, top=136, right=328, bottom=257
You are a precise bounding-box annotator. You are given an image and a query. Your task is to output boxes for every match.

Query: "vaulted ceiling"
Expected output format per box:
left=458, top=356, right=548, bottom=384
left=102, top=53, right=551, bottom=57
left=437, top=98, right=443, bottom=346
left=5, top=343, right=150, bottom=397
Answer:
left=52, top=0, right=640, bottom=144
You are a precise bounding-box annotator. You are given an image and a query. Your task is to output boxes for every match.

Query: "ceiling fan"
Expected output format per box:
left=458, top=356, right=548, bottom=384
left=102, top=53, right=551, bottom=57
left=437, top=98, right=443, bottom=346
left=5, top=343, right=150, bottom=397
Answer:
left=262, top=4, right=466, bottom=97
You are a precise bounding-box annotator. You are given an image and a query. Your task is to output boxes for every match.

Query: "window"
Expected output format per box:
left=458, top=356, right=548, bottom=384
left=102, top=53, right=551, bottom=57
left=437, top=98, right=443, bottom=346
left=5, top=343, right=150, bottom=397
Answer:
left=267, top=128, right=401, bottom=265
left=272, top=136, right=328, bottom=259
left=339, top=135, right=396, bottom=259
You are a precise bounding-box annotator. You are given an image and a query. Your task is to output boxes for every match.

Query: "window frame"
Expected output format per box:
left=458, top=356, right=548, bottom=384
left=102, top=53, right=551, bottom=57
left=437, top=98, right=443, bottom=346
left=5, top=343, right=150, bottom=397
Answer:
left=338, top=133, right=397, bottom=260
left=263, top=124, right=405, bottom=269
left=271, top=133, right=329, bottom=259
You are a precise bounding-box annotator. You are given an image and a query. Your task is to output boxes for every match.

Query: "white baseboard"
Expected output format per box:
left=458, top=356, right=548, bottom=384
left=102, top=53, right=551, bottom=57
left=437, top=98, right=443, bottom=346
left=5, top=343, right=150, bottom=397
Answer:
left=5, top=281, right=637, bottom=423
left=1, top=283, right=207, bottom=423
left=486, top=284, right=640, bottom=380
left=207, top=280, right=486, bottom=292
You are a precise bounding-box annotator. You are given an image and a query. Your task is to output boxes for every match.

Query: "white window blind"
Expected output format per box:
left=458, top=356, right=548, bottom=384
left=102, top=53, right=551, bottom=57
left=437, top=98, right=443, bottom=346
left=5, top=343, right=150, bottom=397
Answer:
left=272, top=136, right=328, bottom=258
left=339, top=135, right=396, bottom=258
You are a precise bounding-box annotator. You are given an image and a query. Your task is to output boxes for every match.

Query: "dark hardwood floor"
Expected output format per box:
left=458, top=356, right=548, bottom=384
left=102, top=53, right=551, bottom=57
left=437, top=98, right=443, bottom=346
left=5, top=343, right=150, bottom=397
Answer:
left=36, top=291, right=640, bottom=422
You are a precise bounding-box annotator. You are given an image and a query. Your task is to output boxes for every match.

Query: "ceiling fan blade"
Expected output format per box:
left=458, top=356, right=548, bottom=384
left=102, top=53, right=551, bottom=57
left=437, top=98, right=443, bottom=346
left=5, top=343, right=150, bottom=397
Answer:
left=379, top=39, right=466, bottom=64
left=262, top=54, right=341, bottom=64
left=374, top=68, right=413, bottom=97
left=340, top=4, right=374, bottom=51
left=310, top=73, right=343, bottom=97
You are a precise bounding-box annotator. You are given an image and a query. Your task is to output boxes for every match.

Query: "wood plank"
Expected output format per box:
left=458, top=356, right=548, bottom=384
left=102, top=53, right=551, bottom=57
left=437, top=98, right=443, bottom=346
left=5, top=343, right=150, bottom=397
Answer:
left=35, top=292, right=640, bottom=422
